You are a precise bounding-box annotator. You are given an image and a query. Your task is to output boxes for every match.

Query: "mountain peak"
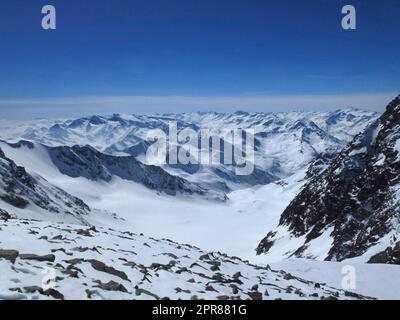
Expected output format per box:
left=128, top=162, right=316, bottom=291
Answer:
left=386, top=94, right=400, bottom=113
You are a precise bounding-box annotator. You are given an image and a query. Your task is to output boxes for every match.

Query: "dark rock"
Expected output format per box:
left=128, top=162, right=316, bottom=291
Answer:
left=212, top=273, right=225, bottom=282
left=247, top=291, right=263, bottom=300
left=321, top=296, right=338, bottom=300
left=150, top=262, right=174, bottom=271
left=24, top=286, right=42, bottom=294
left=283, top=273, right=294, bottom=281
left=87, top=259, right=129, bottom=281
left=95, top=280, right=128, bottom=293
left=230, top=284, right=239, bottom=295
left=175, top=287, right=191, bottom=294
left=76, top=229, right=92, bottom=237
left=210, top=265, right=220, bottom=272
left=64, top=258, right=84, bottom=265
left=0, top=249, right=19, bottom=263
left=42, top=288, right=64, bottom=300
left=23, top=285, right=64, bottom=299
left=135, top=286, right=160, bottom=300
left=199, top=253, right=210, bottom=260
left=0, top=209, right=12, bottom=221
left=51, top=235, right=64, bottom=241
left=368, top=242, right=400, bottom=264
left=62, top=269, right=79, bottom=278
left=232, top=272, right=242, bottom=280
left=0, top=194, right=29, bottom=209
left=85, top=289, right=94, bottom=298
left=205, top=285, right=217, bottom=292
left=19, top=254, right=55, bottom=262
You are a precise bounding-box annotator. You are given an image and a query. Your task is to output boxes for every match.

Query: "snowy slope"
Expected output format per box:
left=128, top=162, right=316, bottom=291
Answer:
left=0, top=109, right=380, bottom=261
left=0, top=217, right=372, bottom=300
left=270, top=259, right=400, bottom=300
left=0, top=143, right=94, bottom=225
left=0, top=138, right=305, bottom=260
left=1, top=108, right=396, bottom=300
left=0, top=141, right=226, bottom=201
left=257, top=95, right=400, bottom=264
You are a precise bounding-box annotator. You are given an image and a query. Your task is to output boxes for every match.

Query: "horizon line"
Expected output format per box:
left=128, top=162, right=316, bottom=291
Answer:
left=0, top=92, right=396, bottom=119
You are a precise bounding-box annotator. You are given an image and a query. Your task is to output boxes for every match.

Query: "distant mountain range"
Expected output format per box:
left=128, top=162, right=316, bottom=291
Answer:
left=0, top=108, right=379, bottom=193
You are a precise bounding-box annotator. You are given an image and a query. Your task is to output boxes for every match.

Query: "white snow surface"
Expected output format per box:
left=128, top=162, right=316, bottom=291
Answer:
left=0, top=219, right=369, bottom=300
left=0, top=140, right=303, bottom=260
left=1, top=110, right=399, bottom=300
left=271, top=259, right=400, bottom=300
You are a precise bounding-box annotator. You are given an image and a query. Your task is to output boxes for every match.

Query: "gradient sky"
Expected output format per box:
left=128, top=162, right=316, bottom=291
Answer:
left=0, top=0, right=399, bottom=118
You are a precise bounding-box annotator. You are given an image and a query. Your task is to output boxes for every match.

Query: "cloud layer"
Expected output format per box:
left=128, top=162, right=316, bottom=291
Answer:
left=0, top=93, right=396, bottom=119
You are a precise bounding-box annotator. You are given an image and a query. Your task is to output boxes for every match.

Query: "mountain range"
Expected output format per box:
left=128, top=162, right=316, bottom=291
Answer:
left=1, top=104, right=400, bottom=299
left=0, top=108, right=378, bottom=191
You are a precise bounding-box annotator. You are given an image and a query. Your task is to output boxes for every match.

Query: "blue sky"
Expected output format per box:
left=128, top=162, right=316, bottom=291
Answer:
left=0, top=0, right=399, bottom=118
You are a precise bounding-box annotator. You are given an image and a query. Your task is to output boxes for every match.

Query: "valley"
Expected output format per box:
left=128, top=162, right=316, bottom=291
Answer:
left=0, top=105, right=399, bottom=300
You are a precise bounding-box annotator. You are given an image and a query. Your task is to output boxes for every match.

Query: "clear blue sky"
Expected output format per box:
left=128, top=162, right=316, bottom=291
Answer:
left=0, top=0, right=399, bottom=118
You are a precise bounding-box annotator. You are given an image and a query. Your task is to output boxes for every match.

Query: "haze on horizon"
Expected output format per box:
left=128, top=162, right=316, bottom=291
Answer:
left=0, top=93, right=395, bottom=120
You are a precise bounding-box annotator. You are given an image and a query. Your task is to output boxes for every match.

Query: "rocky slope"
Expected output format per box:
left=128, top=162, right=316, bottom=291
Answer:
left=2, top=141, right=226, bottom=201
left=0, top=144, right=91, bottom=224
left=0, top=216, right=371, bottom=300
left=47, top=144, right=226, bottom=200
left=257, top=96, right=400, bottom=264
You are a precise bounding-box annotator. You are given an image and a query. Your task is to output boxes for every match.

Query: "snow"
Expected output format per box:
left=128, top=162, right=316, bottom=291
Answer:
left=301, top=227, right=335, bottom=259
left=395, top=140, right=400, bottom=162
left=0, top=140, right=306, bottom=260
left=374, top=153, right=386, bottom=166
left=271, top=259, right=400, bottom=300
left=1, top=110, right=398, bottom=300
left=349, top=147, right=367, bottom=156
left=0, top=219, right=365, bottom=300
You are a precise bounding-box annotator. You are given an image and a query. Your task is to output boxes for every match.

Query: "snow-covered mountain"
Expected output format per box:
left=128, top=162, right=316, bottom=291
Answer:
left=257, top=96, right=400, bottom=264
left=0, top=143, right=92, bottom=225
left=0, top=140, right=226, bottom=201
left=46, top=144, right=225, bottom=200
left=2, top=107, right=397, bottom=300
left=0, top=109, right=378, bottom=191
left=0, top=109, right=381, bottom=255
